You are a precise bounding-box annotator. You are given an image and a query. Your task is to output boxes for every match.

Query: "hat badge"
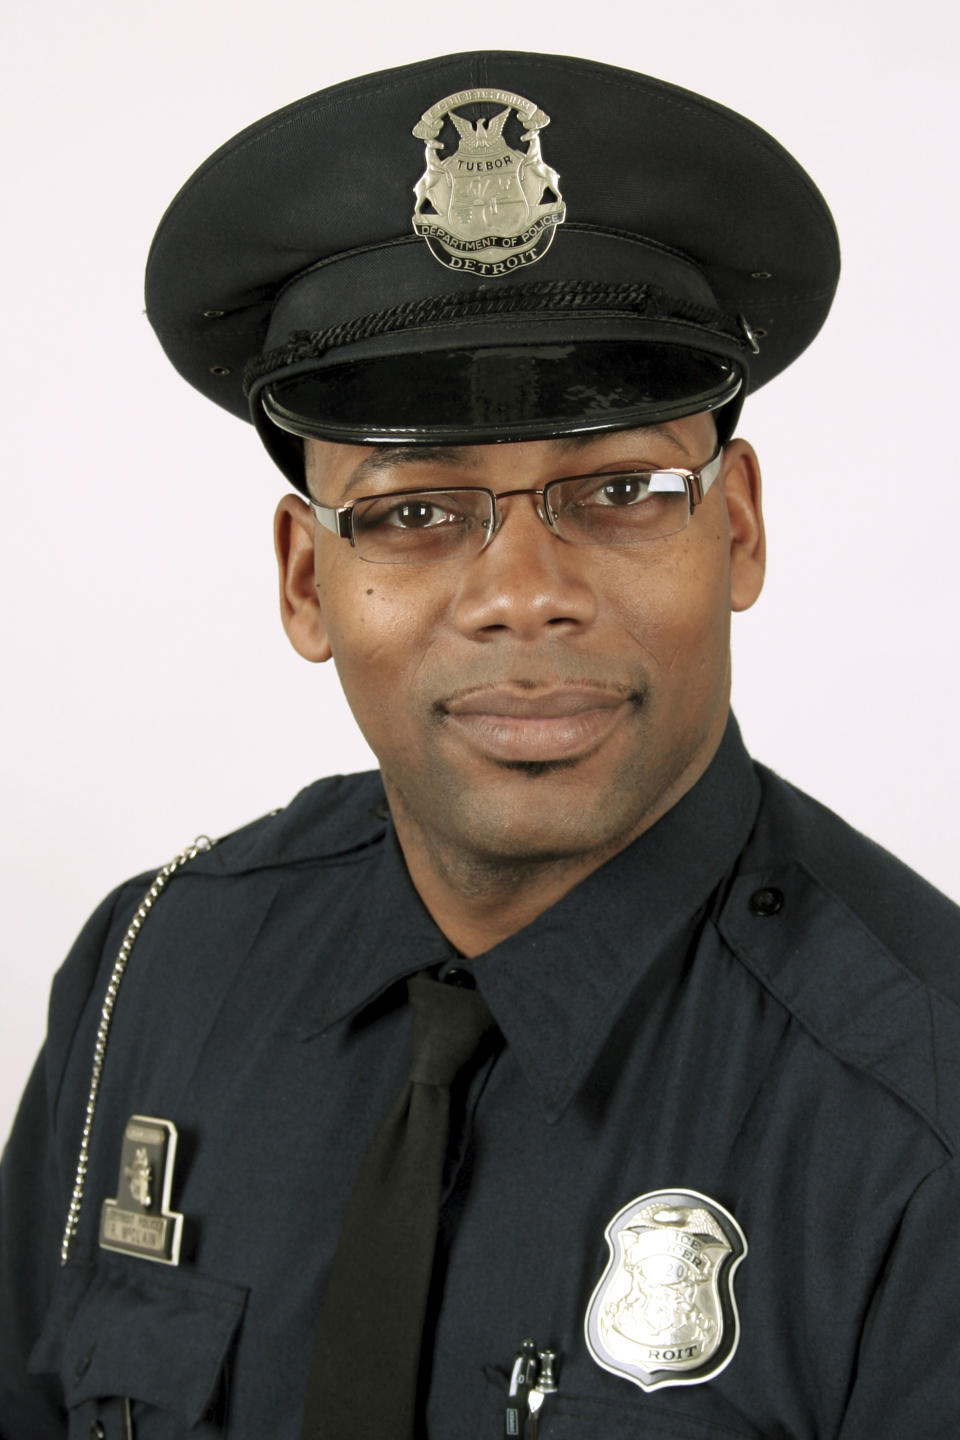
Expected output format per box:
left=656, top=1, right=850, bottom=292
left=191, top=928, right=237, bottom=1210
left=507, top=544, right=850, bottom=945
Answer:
left=412, top=88, right=565, bottom=276
left=585, top=1188, right=747, bottom=1392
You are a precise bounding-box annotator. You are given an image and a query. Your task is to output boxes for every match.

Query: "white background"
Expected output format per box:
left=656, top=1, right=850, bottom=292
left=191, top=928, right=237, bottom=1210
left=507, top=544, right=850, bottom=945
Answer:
left=2, top=1, right=957, bottom=1141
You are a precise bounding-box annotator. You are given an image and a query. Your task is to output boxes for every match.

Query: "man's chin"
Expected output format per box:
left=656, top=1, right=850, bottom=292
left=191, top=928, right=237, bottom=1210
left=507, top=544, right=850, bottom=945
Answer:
left=433, top=786, right=650, bottom=871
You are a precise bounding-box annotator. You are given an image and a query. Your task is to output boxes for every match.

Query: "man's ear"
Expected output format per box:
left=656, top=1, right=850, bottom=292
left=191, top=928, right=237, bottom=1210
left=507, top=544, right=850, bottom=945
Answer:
left=274, top=494, right=332, bottom=662
left=721, top=439, right=766, bottom=613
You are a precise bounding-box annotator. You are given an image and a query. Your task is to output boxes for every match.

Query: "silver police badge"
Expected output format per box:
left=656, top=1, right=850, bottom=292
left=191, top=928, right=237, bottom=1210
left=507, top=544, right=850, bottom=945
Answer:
left=412, top=88, right=565, bottom=275
left=585, top=1189, right=747, bottom=1392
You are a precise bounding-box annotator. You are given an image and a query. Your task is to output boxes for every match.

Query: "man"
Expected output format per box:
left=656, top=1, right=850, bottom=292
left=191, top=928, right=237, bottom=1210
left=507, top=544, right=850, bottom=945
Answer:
left=1, top=50, right=958, bottom=1439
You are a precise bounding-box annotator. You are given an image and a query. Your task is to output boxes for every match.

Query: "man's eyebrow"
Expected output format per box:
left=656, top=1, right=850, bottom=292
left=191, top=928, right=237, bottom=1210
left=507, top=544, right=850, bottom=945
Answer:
left=551, top=423, right=696, bottom=460
left=337, top=424, right=695, bottom=495
left=341, top=446, right=472, bottom=494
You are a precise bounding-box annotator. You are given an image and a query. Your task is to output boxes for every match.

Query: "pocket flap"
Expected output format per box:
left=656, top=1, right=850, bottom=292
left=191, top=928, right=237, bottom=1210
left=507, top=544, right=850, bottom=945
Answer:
left=30, top=1258, right=247, bottom=1428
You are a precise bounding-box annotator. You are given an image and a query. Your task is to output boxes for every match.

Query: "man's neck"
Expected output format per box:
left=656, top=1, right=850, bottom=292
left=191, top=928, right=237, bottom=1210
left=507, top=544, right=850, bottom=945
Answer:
left=383, top=756, right=716, bottom=957
left=392, top=835, right=612, bottom=957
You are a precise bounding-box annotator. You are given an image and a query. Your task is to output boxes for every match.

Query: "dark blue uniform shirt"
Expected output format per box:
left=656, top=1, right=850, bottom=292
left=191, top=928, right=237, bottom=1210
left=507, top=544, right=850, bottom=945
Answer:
left=2, top=718, right=959, bottom=1437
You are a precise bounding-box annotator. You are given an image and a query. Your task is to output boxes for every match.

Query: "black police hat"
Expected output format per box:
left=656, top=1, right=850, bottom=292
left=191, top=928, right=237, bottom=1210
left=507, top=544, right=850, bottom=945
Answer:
left=145, top=51, right=840, bottom=491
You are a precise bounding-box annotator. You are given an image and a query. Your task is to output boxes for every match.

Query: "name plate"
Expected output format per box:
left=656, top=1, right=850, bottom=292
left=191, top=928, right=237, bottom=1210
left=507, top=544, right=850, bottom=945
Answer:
left=99, top=1115, right=183, bottom=1265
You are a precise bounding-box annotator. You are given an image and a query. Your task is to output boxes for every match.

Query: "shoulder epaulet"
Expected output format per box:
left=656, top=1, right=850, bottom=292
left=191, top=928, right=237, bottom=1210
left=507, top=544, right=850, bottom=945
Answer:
left=178, top=769, right=388, bottom=877
left=718, top=766, right=960, bottom=1150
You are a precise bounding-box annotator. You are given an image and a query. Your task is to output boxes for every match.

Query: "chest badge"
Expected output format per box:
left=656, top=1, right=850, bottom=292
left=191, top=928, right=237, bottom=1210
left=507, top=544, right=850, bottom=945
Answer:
left=584, top=1188, right=747, bottom=1391
left=412, top=88, right=565, bottom=275
left=99, top=1115, right=184, bottom=1265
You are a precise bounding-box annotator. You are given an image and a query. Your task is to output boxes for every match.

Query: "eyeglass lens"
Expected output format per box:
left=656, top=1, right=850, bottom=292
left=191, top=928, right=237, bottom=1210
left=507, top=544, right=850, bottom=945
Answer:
left=349, top=472, right=692, bottom=564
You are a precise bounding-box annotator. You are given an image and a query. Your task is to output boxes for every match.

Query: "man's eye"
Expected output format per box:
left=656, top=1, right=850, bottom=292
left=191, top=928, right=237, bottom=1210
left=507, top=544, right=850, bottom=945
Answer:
left=387, top=500, right=450, bottom=529
left=368, top=497, right=465, bottom=530
left=591, top=475, right=652, bottom=508
left=562, top=471, right=687, bottom=511
left=559, top=473, right=655, bottom=511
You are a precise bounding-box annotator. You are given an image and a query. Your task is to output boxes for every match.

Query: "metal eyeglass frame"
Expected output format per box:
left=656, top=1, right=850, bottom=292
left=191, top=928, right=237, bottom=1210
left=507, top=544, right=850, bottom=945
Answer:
left=309, top=446, right=725, bottom=560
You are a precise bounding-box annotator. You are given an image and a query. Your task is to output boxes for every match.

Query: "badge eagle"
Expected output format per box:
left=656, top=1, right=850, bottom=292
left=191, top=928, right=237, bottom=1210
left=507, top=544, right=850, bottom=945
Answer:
left=585, top=1189, right=747, bottom=1391
left=124, top=1145, right=153, bottom=1207
left=412, top=88, right=565, bottom=274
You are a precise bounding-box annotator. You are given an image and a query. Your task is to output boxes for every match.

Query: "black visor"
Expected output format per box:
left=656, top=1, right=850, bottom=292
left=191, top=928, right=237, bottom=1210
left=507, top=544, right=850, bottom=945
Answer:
left=259, top=342, right=743, bottom=453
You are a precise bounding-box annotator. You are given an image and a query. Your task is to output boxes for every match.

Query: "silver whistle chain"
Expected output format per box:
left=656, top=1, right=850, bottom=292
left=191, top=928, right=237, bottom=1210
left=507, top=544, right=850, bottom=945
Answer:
left=59, top=836, right=213, bottom=1266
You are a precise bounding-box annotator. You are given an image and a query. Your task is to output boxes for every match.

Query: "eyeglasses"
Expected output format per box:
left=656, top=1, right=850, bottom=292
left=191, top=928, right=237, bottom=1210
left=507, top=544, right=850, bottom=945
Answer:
left=309, top=447, right=724, bottom=565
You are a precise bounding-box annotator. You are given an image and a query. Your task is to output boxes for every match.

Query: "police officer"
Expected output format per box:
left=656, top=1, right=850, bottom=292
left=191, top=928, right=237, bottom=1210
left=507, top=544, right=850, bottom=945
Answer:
left=1, top=50, right=958, bottom=1439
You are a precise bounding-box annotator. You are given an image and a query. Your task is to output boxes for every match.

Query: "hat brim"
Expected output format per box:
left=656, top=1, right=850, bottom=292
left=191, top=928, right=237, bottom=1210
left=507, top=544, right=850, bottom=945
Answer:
left=259, top=341, right=742, bottom=450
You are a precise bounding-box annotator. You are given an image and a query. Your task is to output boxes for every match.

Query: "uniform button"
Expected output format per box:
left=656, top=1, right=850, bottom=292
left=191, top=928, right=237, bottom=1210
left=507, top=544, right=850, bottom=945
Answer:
left=90, top=1423, right=106, bottom=1440
left=443, top=967, right=476, bottom=989
left=749, top=886, right=784, bottom=917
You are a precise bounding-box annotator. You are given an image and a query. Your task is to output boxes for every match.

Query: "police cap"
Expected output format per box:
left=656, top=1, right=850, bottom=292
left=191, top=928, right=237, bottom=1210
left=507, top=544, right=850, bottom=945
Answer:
left=145, top=52, right=840, bottom=491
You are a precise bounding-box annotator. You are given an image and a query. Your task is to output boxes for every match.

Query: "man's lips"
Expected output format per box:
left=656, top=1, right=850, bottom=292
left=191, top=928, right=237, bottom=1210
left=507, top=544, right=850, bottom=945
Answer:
left=437, top=685, right=638, bottom=762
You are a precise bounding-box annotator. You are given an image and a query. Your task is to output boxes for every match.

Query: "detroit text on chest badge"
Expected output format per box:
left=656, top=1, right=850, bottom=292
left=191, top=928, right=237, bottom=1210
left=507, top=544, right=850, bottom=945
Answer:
left=99, top=1115, right=184, bottom=1265
left=584, top=1188, right=747, bottom=1391
left=411, top=88, right=565, bottom=275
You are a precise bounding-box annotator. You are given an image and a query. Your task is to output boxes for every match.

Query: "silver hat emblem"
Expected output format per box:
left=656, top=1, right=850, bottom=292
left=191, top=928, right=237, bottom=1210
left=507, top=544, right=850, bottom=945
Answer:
left=412, top=88, right=565, bottom=275
left=585, top=1189, right=747, bottom=1391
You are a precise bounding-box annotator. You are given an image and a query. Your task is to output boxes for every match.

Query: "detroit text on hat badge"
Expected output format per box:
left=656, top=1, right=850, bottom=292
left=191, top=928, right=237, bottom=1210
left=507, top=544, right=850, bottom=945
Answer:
left=412, top=89, right=565, bottom=275
left=584, top=1188, right=747, bottom=1391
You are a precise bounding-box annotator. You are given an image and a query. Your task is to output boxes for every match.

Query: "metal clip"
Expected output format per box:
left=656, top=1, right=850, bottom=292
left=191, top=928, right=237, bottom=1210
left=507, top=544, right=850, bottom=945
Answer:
left=738, top=313, right=761, bottom=354
left=505, top=1341, right=558, bottom=1438
left=526, top=1349, right=558, bottom=1438
left=506, top=1338, right=538, bottom=1436
left=535, top=1349, right=558, bottom=1393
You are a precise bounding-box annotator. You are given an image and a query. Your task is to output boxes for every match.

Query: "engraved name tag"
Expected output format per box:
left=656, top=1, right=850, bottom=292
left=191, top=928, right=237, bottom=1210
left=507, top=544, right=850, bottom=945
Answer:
left=99, top=1115, right=184, bottom=1265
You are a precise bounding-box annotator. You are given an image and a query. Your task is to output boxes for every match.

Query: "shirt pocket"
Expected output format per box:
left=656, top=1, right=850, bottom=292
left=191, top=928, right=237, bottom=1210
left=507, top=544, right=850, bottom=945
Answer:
left=29, top=1256, right=248, bottom=1438
left=479, top=1369, right=767, bottom=1440
left=526, top=1397, right=765, bottom=1439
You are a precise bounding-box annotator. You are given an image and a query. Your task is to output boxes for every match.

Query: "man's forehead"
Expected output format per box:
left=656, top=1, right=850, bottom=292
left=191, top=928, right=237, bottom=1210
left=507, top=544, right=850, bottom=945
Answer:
left=306, top=420, right=709, bottom=496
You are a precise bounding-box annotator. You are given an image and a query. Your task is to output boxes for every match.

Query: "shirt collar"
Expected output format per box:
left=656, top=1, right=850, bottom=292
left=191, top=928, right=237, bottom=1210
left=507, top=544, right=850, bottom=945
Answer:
left=297, top=715, right=759, bottom=1119
left=472, top=714, right=760, bottom=1118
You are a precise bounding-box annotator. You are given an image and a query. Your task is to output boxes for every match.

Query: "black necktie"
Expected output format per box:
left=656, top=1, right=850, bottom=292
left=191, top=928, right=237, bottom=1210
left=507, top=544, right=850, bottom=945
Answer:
left=300, top=971, right=496, bottom=1439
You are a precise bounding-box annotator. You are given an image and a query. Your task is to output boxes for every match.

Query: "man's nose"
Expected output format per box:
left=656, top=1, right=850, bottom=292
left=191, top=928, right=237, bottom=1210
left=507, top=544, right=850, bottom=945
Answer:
left=451, top=492, right=598, bottom=640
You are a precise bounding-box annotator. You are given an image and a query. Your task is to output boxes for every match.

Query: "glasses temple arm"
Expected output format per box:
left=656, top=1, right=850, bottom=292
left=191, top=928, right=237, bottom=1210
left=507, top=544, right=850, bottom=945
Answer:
left=690, top=447, right=725, bottom=507
left=310, top=500, right=354, bottom=541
